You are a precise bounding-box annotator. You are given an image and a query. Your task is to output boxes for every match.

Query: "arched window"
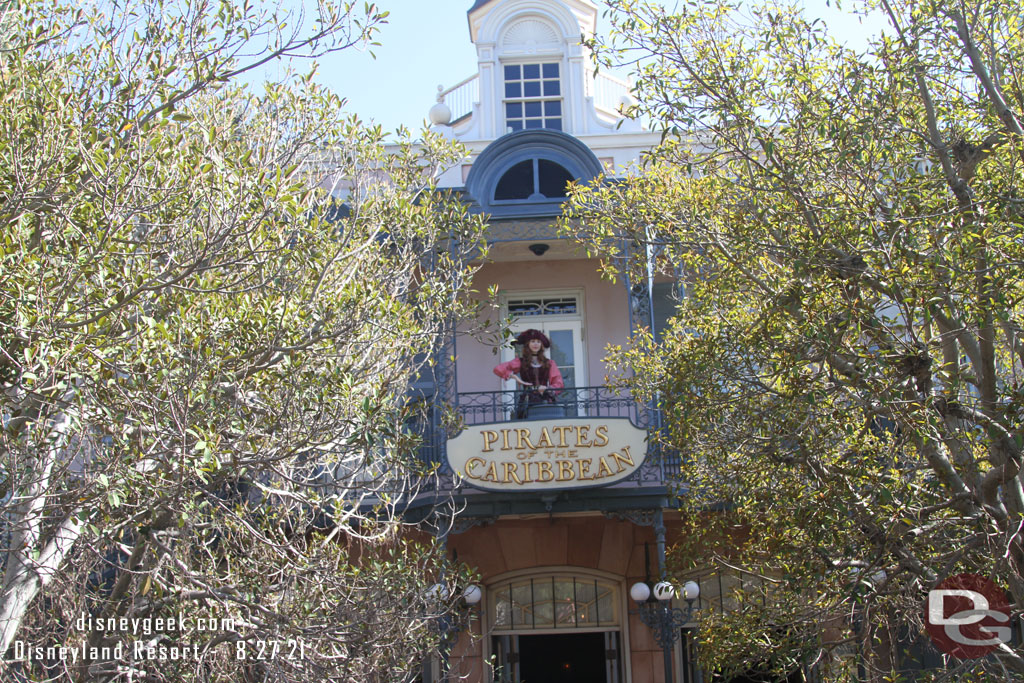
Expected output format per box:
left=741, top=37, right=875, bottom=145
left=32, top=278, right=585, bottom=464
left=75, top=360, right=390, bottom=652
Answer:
left=464, top=130, right=603, bottom=218
left=490, top=574, right=620, bottom=630
left=487, top=570, right=626, bottom=683
left=494, top=158, right=574, bottom=201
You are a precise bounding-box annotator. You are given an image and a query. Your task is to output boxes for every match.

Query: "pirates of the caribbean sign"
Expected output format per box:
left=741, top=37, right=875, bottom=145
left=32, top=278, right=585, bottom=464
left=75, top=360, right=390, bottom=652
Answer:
left=446, top=418, right=647, bottom=492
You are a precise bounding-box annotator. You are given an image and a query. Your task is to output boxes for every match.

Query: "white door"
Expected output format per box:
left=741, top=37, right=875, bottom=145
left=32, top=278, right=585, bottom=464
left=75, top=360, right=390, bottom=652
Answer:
left=501, top=320, right=586, bottom=417
left=500, top=291, right=587, bottom=416
left=501, top=320, right=585, bottom=391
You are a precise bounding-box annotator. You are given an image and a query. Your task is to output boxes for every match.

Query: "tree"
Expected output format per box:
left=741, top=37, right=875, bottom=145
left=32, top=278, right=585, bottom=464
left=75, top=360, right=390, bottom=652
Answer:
left=564, top=0, right=1024, bottom=678
left=1, top=1, right=485, bottom=680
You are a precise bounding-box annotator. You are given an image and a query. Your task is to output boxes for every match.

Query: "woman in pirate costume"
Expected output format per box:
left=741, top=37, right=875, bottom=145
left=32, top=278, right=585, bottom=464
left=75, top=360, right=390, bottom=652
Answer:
left=493, top=329, right=564, bottom=417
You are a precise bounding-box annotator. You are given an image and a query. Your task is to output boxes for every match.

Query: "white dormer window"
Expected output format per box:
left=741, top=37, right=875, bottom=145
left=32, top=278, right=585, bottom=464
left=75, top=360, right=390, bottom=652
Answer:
left=503, top=62, right=562, bottom=132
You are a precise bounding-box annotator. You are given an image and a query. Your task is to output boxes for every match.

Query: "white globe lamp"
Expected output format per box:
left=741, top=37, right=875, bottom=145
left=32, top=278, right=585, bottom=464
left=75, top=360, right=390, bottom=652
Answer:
left=462, top=584, right=482, bottom=605
left=653, top=581, right=676, bottom=602
left=629, top=581, right=651, bottom=603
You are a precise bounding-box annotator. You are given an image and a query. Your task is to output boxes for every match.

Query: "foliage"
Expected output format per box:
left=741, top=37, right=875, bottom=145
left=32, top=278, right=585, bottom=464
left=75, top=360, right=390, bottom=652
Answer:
left=565, top=0, right=1024, bottom=678
left=0, top=0, right=485, bottom=680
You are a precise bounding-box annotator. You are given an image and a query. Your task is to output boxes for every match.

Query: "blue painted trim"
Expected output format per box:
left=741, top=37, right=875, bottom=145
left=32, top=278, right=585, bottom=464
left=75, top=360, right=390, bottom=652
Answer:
left=464, top=129, right=604, bottom=218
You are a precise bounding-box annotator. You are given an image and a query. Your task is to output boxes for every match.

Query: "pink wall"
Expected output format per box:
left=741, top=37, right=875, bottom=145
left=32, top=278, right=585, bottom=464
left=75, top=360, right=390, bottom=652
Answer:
left=456, top=258, right=629, bottom=394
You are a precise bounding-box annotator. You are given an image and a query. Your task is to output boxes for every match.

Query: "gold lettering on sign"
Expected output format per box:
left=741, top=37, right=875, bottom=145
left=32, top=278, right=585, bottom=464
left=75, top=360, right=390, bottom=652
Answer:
left=466, top=458, right=485, bottom=478
left=577, top=459, right=592, bottom=480
left=611, top=446, right=635, bottom=472
left=482, top=431, right=499, bottom=452
left=451, top=420, right=646, bottom=490
left=515, top=429, right=536, bottom=450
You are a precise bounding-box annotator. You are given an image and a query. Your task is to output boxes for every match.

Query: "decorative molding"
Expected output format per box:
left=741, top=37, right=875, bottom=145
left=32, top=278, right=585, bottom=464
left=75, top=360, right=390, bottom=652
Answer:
left=604, top=509, right=658, bottom=527
left=451, top=515, right=499, bottom=535
left=501, top=18, right=561, bottom=55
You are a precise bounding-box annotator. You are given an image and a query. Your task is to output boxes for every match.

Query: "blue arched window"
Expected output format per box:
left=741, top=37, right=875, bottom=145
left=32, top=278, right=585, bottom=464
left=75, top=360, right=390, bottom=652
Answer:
left=465, top=130, right=603, bottom=218
left=494, top=158, right=574, bottom=201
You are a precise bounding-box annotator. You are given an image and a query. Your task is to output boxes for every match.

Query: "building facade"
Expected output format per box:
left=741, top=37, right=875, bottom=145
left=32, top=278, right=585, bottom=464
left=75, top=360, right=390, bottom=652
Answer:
left=407, top=2, right=712, bottom=681
left=394, top=3, right=1003, bottom=681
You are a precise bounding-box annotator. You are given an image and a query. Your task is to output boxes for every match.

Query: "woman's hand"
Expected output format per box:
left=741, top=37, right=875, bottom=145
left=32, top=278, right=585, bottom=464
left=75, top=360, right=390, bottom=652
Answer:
left=513, top=375, right=531, bottom=387
left=535, top=385, right=547, bottom=392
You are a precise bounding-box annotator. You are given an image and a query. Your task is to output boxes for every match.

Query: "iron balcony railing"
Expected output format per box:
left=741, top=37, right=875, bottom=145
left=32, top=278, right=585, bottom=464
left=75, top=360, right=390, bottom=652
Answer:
left=456, top=385, right=651, bottom=427
left=412, top=386, right=682, bottom=488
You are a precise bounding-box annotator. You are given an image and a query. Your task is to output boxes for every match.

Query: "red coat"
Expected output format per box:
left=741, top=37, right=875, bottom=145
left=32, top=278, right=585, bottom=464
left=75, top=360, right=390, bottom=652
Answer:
left=493, top=357, right=565, bottom=389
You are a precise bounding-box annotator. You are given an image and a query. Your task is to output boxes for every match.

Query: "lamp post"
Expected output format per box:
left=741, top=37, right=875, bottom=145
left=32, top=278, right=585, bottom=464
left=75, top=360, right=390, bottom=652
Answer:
left=631, top=579, right=700, bottom=683
left=429, top=583, right=483, bottom=682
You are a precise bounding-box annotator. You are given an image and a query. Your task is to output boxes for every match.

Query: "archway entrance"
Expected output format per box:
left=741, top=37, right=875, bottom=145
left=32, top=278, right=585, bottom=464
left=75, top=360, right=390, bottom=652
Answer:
left=489, top=573, right=623, bottom=683
left=495, top=631, right=618, bottom=682
left=520, top=633, right=605, bottom=681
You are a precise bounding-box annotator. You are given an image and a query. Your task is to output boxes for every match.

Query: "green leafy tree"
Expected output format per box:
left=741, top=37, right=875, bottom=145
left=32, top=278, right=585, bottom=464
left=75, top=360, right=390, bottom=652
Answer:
left=564, top=0, right=1024, bottom=678
left=0, top=1, right=484, bottom=680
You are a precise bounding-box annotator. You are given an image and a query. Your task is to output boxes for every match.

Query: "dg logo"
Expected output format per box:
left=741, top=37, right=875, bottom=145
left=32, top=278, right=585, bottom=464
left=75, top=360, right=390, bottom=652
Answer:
left=925, top=573, right=1012, bottom=658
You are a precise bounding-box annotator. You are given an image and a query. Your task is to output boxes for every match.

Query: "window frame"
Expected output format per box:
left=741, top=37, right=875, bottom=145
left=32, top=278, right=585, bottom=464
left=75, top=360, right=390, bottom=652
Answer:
left=502, top=60, right=564, bottom=133
left=491, top=157, right=575, bottom=204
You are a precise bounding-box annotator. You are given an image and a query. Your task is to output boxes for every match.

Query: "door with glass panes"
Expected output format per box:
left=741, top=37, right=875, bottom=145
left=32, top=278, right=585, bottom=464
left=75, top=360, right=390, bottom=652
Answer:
left=500, top=291, right=586, bottom=415
left=489, top=574, right=623, bottom=683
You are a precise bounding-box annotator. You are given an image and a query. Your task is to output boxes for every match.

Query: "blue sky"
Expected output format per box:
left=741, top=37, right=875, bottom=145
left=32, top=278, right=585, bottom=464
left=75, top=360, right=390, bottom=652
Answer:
left=296, top=1, right=887, bottom=134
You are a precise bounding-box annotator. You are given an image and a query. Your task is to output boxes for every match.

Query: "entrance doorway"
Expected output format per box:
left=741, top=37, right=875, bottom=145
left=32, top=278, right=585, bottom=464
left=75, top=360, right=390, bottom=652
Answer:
left=489, top=572, right=624, bottom=683
left=520, top=633, right=606, bottom=682
left=494, top=632, right=621, bottom=683
left=501, top=291, right=587, bottom=390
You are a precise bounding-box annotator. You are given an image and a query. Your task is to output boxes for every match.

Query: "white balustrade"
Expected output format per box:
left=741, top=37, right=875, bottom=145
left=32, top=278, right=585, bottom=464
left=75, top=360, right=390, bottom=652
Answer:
left=437, top=74, right=479, bottom=124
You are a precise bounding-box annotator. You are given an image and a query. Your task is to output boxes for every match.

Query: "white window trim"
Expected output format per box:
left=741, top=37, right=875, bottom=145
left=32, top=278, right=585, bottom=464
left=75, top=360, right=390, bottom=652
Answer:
left=500, top=59, right=565, bottom=133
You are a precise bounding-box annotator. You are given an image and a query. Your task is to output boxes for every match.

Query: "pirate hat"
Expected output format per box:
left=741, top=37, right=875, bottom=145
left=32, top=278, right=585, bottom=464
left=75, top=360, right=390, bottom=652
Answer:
left=516, top=329, right=550, bottom=348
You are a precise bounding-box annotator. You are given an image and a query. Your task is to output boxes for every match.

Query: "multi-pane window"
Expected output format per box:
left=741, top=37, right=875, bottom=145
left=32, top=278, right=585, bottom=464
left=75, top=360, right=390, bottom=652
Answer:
left=490, top=576, right=619, bottom=630
left=504, top=62, right=562, bottom=132
left=493, top=158, right=574, bottom=201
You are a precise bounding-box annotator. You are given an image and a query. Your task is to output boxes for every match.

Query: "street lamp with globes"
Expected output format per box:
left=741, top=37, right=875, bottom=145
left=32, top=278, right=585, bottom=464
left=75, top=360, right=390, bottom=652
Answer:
left=631, top=579, right=700, bottom=683
left=427, top=583, right=483, bottom=680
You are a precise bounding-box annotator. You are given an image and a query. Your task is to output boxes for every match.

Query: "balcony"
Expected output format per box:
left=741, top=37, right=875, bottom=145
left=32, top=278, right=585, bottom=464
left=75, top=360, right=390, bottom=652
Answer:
left=457, top=385, right=651, bottom=425
left=437, top=75, right=479, bottom=124
left=412, top=386, right=682, bottom=495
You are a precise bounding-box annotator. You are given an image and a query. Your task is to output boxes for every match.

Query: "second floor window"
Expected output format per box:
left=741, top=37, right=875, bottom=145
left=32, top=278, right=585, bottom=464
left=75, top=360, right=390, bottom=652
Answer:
left=504, top=62, right=562, bottom=132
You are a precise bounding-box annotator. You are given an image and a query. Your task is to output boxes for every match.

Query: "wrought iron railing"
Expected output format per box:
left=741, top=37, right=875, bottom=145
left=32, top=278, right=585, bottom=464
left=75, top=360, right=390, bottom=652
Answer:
left=456, top=385, right=650, bottom=427
left=411, top=386, right=682, bottom=489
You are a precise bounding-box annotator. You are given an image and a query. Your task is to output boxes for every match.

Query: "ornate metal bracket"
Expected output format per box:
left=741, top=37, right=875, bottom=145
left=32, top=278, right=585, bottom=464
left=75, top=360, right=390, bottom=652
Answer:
left=450, top=515, right=498, bottom=535
left=634, top=601, right=699, bottom=651
left=603, top=509, right=658, bottom=527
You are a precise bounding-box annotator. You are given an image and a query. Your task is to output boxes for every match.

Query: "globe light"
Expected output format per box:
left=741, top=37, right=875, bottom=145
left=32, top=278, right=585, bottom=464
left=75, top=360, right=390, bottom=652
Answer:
left=682, top=580, right=700, bottom=601
left=653, top=581, right=676, bottom=602
left=630, top=581, right=651, bottom=603
left=462, top=584, right=483, bottom=605
left=425, top=582, right=450, bottom=602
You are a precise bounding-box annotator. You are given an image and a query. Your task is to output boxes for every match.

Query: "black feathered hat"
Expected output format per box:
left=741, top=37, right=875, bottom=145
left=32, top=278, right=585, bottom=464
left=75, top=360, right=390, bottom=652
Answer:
left=516, top=329, right=550, bottom=348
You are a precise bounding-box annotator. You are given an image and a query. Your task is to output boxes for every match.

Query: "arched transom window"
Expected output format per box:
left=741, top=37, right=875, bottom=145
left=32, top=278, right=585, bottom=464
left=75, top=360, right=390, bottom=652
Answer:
left=494, top=157, right=574, bottom=201
left=490, top=575, right=620, bottom=631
